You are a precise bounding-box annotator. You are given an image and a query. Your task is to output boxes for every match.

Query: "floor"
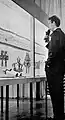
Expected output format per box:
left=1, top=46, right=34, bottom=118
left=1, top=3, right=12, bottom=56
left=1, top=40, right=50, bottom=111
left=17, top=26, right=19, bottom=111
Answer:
left=0, top=96, right=53, bottom=120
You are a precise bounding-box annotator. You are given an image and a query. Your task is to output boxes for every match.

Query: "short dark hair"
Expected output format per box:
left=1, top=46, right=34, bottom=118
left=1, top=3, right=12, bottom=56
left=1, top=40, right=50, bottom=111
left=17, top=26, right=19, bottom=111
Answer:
left=48, top=15, right=60, bottom=27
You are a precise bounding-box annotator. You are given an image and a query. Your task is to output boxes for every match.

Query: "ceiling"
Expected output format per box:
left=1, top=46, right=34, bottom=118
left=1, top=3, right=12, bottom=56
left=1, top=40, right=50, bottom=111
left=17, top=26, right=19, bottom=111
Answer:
left=11, top=0, right=49, bottom=27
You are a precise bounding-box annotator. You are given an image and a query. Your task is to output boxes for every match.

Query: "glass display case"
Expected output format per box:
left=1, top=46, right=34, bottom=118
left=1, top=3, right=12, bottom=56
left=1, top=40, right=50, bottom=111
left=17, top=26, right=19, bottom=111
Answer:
left=0, top=0, right=48, bottom=98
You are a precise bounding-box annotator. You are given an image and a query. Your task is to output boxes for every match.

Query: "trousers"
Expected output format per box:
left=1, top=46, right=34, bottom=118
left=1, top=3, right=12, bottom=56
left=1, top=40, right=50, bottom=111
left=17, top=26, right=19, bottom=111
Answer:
left=46, top=70, right=64, bottom=120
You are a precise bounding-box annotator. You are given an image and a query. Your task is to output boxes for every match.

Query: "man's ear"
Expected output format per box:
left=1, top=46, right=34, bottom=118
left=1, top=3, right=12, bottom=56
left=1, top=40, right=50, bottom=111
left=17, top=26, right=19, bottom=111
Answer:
left=53, top=21, right=56, bottom=26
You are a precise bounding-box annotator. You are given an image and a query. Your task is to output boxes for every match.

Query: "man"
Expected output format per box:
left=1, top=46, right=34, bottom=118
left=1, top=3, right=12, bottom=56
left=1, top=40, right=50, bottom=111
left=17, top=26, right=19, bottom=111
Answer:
left=45, top=15, right=65, bottom=120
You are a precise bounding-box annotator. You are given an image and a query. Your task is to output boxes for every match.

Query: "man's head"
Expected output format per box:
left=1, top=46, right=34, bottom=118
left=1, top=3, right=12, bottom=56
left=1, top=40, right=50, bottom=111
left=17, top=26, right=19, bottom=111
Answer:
left=48, top=15, right=60, bottom=31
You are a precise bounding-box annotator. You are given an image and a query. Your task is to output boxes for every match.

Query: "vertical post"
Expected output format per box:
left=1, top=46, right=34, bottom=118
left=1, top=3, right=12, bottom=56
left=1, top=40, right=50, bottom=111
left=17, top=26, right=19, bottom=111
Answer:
left=5, top=85, right=9, bottom=120
left=22, top=84, right=25, bottom=100
left=30, top=16, right=35, bottom=77
left=1, top=86, right=3, bottom=114
left=33, top=17, right=35, bottom=77
left=30, top=16, right=35, bottom=98
left=36, top=81, right=40, bottom=101
left=30, top=82, right=33, bottom=116
left=17, top=84, right=19, bottom=108
left=30, top=82, right=33, bottom=101
left=40, top=81, right=43, bottom=98
left=45, top=80, right=47, bottom=120
left=29, top=16, right=35, bottom=116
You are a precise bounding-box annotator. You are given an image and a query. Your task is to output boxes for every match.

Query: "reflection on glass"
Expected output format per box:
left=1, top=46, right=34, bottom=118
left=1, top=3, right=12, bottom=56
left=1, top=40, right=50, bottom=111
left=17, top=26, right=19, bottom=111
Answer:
left=35, top=19, right=48, bottom=77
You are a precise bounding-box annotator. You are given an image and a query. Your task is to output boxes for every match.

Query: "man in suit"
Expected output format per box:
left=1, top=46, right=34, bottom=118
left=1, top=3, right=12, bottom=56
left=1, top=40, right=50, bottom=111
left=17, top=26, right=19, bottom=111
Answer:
left=45, top=15, right=65, bottom=120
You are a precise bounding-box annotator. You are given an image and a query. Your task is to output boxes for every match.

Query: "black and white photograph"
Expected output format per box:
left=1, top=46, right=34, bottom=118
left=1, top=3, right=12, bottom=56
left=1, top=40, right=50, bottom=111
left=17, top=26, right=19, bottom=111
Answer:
left=0, top=0, right=65, bottom=120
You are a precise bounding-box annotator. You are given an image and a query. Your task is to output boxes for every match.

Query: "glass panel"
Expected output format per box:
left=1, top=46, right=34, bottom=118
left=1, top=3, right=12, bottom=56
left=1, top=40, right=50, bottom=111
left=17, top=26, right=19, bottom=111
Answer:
left=0, top=0, right=33, bottom=77
left=0, top=0, right=31, bottom=39
left=0, top=0, right=49, bottom=100
left=35, top=18, right=48, bottom=77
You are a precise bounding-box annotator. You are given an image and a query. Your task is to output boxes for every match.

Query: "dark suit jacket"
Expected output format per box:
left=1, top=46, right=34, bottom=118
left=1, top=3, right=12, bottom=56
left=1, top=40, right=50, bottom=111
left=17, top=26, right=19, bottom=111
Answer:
left=45, top=28, right=65, bottom=75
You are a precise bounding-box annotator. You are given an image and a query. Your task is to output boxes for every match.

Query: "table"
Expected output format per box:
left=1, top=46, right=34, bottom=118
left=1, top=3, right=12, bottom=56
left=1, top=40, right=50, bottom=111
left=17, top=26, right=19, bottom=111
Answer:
left=0, top=76, right=46, bottom=119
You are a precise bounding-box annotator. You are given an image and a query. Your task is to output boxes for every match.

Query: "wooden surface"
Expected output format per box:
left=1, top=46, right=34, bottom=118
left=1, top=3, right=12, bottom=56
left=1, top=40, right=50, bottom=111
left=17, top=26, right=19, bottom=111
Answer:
left=0, top=76, right=46, bottom=86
